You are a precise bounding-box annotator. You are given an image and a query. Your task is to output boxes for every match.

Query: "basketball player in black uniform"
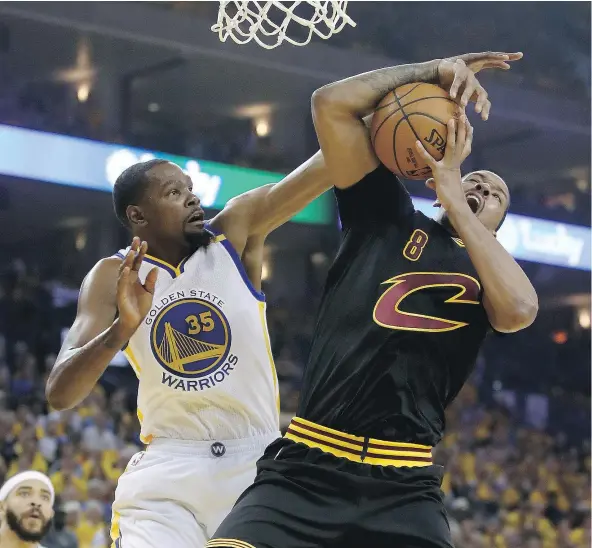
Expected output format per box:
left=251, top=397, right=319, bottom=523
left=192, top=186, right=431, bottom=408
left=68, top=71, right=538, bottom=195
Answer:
left=208, top=52, right=537, bottom=548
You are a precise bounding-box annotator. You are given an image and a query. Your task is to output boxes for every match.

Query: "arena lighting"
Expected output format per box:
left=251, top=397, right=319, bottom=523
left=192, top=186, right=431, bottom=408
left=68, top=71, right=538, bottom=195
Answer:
left=148, top=102, right=160, bottom=113
left=77, top=83, right=91, bottom=103
left=578, top=308, right=591, bottom=330
left=75, top=229, right=87, bottom=251
left=552, top=330, right=569, bottom=344
left=255, top=118, right=271, bottom=137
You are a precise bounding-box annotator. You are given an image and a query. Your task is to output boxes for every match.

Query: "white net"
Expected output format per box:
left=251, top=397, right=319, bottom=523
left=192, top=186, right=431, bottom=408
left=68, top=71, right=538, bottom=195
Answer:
left=212, top=0, right=356, bottom=50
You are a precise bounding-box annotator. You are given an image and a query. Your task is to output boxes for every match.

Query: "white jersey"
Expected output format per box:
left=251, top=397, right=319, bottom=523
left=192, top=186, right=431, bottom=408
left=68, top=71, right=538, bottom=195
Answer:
left=113, top=227, right=280, bottom=442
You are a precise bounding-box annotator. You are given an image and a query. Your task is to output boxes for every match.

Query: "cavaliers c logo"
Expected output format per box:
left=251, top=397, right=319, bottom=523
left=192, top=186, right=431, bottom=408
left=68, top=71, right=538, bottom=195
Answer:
left=373, top=272, right=481, bottom=332
left=150, top=298, right=231, bottom=378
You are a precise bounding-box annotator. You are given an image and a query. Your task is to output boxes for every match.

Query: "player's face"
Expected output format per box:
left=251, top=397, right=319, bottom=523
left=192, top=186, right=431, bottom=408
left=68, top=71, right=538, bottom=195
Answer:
left=140, top=162, right=206, bottom=242
left=461, top=170, right=510, bottom=233
left=3, top=480, right=54, bottom=542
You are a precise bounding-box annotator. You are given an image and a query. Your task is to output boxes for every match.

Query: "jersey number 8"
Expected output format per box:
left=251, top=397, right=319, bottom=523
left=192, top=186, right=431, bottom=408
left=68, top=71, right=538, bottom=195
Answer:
left=403, top=230, right=429, bottom=261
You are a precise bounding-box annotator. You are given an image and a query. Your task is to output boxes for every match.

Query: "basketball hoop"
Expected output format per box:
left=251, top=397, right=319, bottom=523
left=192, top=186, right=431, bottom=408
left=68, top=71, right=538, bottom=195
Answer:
left=212, top=1, right=356, bottom=50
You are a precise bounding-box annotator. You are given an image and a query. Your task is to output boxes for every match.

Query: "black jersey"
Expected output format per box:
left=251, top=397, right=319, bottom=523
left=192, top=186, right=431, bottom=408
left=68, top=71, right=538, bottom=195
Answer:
left=298, top=164, right=491, bottom=447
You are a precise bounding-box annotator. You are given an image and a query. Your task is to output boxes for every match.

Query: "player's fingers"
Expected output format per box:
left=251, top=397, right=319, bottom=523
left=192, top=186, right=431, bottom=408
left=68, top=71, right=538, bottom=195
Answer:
left=482, top=61, right=511, bottom=70
left=460, top=118, right=473, bottom=160
left=143, top=267, right=159, bottom=295
left=465, top=51, right=510, bottom=62
left=448, top=62, right=467, bottom=99
left=130, top=236, right=140, bottom=252
left=463, top=122, right=474, bottom=161
left=460, top=78, right=477, bottom=108
left=133, top=241, right=148, bottom=272
left=414, top=140, right=435, bottom=166
left=505, top=52, right=523, bottom=61
left=116, top=266, right=131, bottom=303
left=456, top=115, right=467, bottom=156
left=119, top=249, right=135, bottom=275
left=482, top=98, right=492, bottom=121
left=445, top=119, right=456, bottom=159
left=474, top=86, right=489, bottom=115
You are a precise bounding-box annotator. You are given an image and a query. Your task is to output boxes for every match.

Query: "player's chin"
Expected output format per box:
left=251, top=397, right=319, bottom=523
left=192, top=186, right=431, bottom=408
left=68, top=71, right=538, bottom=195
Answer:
left=184, top=222, right=206, bottom=234
left=21, top=517, right=46, bottom=534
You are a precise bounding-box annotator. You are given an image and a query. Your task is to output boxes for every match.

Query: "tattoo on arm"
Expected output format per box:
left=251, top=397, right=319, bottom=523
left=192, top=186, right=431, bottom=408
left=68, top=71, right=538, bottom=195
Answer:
left=358, top=62, right=439, bottom=98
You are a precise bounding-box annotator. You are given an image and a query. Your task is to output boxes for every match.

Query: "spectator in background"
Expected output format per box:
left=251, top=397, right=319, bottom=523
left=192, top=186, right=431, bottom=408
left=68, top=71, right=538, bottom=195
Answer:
left=62, top=500, right=82, bottom=544
left=80, top=412, right=119, bottom=454
left=38, top=413, right=67, bottom=464
left=43, top=500, right=79, bottom=548
left=75, top=499, right=107, bottom=548
left=11, top=352, right=38, bottom=400
left=0, top=471, right=55, bottom=547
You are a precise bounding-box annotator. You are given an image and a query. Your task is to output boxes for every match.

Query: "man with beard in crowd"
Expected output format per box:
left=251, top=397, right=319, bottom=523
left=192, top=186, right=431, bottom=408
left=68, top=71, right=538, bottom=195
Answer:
left=0, top=471, right=54, bottom=548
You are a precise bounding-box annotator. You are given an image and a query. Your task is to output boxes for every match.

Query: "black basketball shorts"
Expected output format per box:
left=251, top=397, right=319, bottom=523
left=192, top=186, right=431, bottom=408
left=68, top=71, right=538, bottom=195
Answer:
left=206, top=417, right=453, bottom=548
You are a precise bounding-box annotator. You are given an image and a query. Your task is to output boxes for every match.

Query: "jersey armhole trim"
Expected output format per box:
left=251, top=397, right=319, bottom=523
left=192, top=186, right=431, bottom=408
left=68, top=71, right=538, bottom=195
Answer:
left=206, top=224, right=266, bottom=302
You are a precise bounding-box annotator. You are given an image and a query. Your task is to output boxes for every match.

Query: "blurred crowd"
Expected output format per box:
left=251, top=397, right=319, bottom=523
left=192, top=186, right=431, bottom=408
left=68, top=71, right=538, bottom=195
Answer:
left=437, top=386, right=590, bottom=548
left=0, top=78, right=292, bottom=175
left=0, top=252, right=589, bottom=548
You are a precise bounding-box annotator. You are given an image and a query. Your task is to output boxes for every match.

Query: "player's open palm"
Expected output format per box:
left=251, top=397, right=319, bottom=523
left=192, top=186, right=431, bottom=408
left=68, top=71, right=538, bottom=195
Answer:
left=117, top=237, right=158, bottom=334
left=415, top=115, right=473, bottom=211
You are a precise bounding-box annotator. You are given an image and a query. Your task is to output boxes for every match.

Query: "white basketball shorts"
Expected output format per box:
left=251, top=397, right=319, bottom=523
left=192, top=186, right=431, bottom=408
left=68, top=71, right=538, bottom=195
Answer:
left=110, top=431, right=281, bottom=548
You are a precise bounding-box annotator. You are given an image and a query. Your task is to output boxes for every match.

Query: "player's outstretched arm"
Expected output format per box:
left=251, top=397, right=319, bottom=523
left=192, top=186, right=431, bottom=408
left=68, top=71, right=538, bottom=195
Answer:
left=312, top=51, right=522, bottom=189
left=415, top=116, right=538, bottom=333
left=210, top=149, right=330, bottom=246
left=47, top=238, right=158, bottom=410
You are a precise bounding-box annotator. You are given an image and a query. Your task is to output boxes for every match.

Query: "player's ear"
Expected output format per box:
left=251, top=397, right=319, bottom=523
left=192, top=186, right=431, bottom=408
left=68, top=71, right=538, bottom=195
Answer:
left=127, top=205, right=147, bottom=226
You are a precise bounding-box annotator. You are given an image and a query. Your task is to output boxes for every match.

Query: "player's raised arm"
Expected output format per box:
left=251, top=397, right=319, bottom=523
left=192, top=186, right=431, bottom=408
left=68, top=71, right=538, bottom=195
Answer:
left=210, top=149, right=331, bottom=244
left=46, top=238, right=158, bottom=410
left=311, top=51, right=522, bottom=189
left=415, top=116, right=538, bottom=333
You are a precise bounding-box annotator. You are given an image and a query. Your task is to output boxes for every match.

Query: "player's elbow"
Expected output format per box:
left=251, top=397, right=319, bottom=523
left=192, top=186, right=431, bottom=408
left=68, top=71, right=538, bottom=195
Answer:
left=492, top=299, right=539, bottom=333
left=311, top=87, right=342, bottom=118
left=45, top=386, right=67, bottom=411
left=311, top=86, right=331, bottom=108
left=45, top=374, right=75, bottom=411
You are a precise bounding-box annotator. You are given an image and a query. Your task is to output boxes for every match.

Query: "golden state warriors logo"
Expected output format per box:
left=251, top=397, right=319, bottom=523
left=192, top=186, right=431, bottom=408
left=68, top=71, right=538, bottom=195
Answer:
left=150, top=298, right=231, bottom=378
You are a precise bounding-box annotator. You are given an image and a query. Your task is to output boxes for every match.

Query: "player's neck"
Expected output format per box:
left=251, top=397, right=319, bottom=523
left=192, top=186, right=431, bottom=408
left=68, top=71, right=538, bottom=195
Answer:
left=0, top=525, right=39, bottom=548
left=137, top=236, right=192, bottom=267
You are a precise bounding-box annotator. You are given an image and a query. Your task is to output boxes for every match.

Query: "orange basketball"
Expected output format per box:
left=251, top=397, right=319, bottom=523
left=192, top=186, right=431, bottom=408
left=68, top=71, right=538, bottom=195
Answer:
left=370, top=83, right=461, bottom=180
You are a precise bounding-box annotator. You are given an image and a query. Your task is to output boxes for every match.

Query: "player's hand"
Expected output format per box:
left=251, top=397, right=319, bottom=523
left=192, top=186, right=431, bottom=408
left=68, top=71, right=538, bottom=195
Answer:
left=414, top=115, right=473, bottom=211
left=116, top=237, right=158, bottom=335
left=437, top=51, right=523, bottom=120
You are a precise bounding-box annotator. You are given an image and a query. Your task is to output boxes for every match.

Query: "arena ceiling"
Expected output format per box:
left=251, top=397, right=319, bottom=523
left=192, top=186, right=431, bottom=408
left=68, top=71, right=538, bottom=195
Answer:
left=0, top=2, right=589, bottom=193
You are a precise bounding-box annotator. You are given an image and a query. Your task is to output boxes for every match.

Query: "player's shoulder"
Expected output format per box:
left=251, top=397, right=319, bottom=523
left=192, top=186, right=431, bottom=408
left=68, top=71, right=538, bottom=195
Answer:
left=414, top=210, right=446, bottom=234
left=95, top=255, right=123, bottom=271
left=80, top=256, right=121, bottom=293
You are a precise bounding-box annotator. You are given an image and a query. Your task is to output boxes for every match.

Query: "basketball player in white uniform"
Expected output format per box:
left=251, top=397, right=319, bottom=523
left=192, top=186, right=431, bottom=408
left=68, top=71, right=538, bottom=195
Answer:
left=46, top=153, right=332, bottom=547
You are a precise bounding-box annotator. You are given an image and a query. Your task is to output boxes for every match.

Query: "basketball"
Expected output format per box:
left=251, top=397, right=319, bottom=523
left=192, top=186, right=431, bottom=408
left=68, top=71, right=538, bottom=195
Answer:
left=370, top=83, right=461, bottom=180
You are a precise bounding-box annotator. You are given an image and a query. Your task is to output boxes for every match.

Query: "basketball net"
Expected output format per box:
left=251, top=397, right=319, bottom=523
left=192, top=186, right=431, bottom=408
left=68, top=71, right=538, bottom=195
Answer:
left=212, top=1, right=356, bottom=50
